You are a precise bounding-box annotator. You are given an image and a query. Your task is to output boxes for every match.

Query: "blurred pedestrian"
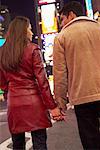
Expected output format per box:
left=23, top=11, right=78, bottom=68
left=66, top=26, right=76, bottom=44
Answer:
left=53, top=1, right=100, bottom=150
left=0, top=16, right=63, bottom=150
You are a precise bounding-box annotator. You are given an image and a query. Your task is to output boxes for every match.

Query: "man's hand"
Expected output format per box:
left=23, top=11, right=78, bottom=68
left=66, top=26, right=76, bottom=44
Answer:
left=50, top=107, right=66, bottom=121
left=50, top=107, right=63, bottom=121
left=57, top=98, right=67, bottom=111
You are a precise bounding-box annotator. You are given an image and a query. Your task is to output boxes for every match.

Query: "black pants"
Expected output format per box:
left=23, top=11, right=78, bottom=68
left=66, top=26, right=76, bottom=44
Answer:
left=12, top=129, right=47, bottom=150
left=74, top=101, right=100, bottom=150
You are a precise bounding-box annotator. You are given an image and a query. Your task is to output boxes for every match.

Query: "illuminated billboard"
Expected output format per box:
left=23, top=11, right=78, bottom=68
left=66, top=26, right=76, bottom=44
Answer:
left=38, top=0, right=56, bottom=5
left=85, top=0, right=93, bottom=18
left=0, top=38, right=6, bottom=47
left=41, top=33, right=57, bottom=61
left=41, top=4, right=58, bottom=34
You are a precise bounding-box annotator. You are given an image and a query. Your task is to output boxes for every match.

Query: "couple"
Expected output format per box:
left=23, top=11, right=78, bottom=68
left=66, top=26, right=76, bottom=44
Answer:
left=0, top=1, right=100, bottom=150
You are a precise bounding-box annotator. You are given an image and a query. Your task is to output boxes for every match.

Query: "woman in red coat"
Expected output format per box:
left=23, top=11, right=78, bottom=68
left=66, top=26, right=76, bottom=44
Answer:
left=0, top=16, right=62, bottom=150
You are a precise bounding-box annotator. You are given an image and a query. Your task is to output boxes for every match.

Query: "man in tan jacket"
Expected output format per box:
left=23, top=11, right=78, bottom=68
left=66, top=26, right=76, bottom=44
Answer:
left=53, top=1, right=100, bottom=149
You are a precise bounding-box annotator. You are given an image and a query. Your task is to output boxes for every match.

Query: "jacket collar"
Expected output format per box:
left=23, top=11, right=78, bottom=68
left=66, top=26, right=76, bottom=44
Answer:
left=62, top=16, right=98, bottom=30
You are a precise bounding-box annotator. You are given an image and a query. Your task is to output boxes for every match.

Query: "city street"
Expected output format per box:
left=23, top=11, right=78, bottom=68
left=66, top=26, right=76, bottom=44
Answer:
left=0, top=0, right=100, bottom=149
left=0, top=101, right=83, bottom=150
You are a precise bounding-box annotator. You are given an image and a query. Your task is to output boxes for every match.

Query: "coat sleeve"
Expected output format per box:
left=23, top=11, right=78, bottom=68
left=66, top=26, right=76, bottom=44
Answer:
left=0, top=69, right=8, bottom=100
left=53, top=36, right=68, bottom=107
left=32, top=47, right=57, bottom=109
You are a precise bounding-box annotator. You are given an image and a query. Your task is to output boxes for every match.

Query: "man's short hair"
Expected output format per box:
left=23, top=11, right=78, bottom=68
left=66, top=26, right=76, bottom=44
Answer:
left=59, top=1, right=84, bottom=17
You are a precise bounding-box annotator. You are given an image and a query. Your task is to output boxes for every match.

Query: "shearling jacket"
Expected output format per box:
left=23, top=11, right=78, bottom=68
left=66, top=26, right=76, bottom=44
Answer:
left=53, top=16, right=100, bottom=106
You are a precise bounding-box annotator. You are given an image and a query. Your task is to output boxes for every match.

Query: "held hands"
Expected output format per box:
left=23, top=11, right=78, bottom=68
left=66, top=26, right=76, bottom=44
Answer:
left=50, top=107, right=66, bottom=121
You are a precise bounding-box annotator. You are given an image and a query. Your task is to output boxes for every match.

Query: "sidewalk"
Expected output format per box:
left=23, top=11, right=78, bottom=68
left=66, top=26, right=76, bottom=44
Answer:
left=47, top=109, right=83, bottom=150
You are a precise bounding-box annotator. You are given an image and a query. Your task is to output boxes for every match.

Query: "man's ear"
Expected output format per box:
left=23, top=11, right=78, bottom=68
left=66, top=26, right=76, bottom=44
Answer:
left=68, top=11, right=77, bottom=20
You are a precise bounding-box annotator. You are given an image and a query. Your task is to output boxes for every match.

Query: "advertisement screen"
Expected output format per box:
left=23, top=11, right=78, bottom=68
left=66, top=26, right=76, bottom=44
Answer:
left=38, top=0, right=55, bottom=5
left=85, top=0, right=93, bottom=18
left=41, top=4, right=58, bottom=34
left=41, top=33, right=57, bottom=61
left=0, top=38, right=6, bottom=47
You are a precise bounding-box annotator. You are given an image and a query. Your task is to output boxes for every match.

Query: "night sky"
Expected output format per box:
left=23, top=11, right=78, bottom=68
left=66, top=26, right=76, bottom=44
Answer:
left=1, top=0, right=37, bottom=37
left=1, top=0, right=85, bottom=37
left=1, top=0, right=85, bottom=20
left=1, top=0, right=85, bottom=17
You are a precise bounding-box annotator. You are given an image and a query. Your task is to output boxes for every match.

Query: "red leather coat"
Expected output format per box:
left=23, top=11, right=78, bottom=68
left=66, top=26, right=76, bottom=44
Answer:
left=0, top=42, right=56, bottom=134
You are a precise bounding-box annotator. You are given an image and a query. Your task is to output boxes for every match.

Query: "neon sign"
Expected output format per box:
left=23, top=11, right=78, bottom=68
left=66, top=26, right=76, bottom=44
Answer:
left=41, top=4, right=58, bottom=34
left=85, top=0, right=93, bottom=18
left=38, top=0, right=55, bottom=5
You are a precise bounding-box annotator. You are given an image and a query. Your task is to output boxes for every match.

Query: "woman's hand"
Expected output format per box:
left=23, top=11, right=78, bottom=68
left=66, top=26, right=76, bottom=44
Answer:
left=50, top=107, right=66, bottom=121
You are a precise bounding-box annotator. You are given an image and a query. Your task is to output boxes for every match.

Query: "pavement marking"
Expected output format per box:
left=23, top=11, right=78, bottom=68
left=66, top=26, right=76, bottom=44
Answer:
left=0, top=132, right=32, bottom=150
left=0, top=111, right=7, bottom=116
left=0, top=138, right=12, bottom=150
left=0, top=120, right=56, bottom=149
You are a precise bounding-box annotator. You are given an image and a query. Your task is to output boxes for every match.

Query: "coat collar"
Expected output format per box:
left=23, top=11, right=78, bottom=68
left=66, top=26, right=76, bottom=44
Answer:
left=62, top=16, right=98, bottom=30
